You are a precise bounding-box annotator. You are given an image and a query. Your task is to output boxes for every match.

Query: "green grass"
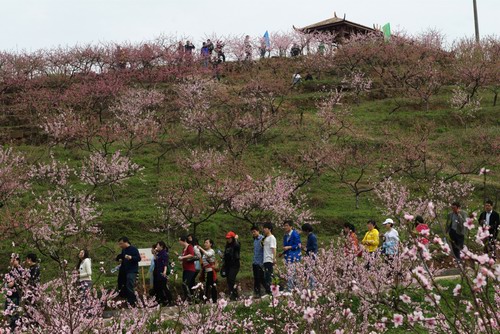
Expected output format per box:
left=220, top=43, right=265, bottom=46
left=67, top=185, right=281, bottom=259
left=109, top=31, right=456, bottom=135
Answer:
left=1, top=65, right=499, bottom=287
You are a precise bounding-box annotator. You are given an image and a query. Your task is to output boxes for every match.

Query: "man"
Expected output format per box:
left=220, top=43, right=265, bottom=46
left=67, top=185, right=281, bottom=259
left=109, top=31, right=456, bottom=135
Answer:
left=446, top=202, right=468, bottom=260
left=301, top=223, right=318, bottom=257
left=282, top=220, right=301, bottom=263
left=244, top=35, right=252, bottom=61
left=117, top=237, right=141, bottom=306
left=251, top=225, right=265, bottom=297
left=178, top=236, right=195, bottom=301
left=478, top=200, right=499, bottom=258
left=262, top=222, right=276, bottom=295
left=206, top=39, right=214, bottom=55
left=25, top=253, right=40, bottom=287
left=184, top=41, right=195, bottom=54
left=223, top=231, right=240, bottom=300
left=283, top=220, right=301, bottom=291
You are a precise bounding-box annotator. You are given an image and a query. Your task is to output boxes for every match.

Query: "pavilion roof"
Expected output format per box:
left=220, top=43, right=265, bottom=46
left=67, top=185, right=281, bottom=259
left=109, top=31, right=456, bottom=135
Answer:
left=296, top=14, right=375, bottom=33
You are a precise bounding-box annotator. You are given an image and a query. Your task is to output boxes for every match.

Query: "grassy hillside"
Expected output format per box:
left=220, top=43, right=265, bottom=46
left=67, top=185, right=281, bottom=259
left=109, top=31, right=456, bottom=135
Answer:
left=1, top=57, right=499, bottom=288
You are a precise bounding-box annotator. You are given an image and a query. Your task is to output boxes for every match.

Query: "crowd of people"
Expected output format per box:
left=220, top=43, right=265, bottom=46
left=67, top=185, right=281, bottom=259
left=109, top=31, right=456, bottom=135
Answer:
left=2, top=200, right=498, bottom=329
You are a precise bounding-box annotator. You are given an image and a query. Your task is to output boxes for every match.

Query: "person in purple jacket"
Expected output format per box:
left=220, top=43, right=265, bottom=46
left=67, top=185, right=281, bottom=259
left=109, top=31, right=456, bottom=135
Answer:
left=282, top=220, right=301, bottom=291
left=153, top=241, right=173, bottom=306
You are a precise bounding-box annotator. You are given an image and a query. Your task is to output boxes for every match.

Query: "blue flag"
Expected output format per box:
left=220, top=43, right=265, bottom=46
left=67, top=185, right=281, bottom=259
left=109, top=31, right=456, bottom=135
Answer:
left=263, top=31, right=271, bottom=49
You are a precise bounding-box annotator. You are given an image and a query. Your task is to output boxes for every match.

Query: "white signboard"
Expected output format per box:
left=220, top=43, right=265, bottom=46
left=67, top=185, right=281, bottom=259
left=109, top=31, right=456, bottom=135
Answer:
left=138, top=248, right=154, bottom=267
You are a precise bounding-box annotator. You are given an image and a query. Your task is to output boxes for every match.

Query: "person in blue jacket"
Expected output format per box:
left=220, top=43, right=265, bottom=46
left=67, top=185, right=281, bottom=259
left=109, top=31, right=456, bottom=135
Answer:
left=117, top=236, right=141, bottom=307
left=301, top=223, right=318, bottom=258
left=282, top=220, right=301, bottom=262
left=282, top=220, right=301, bottom=291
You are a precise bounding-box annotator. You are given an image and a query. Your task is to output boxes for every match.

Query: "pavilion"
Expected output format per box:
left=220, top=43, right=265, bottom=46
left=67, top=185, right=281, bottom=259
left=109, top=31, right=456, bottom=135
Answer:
left=294, top=12, right=376, bottom=43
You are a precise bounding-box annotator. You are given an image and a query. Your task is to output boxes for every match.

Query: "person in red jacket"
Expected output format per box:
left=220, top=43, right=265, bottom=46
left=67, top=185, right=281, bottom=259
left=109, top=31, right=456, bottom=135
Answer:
left=178, top=235, right=195, bottom=301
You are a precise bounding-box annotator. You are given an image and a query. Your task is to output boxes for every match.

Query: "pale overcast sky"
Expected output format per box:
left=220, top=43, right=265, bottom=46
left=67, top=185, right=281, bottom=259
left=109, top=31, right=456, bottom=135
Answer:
left=1, top=0, right=498, bottom=51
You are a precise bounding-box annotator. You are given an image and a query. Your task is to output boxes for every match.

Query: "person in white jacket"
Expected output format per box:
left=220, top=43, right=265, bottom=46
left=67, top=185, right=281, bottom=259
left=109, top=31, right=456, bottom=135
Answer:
left=78, top=249, right=92, bottom=293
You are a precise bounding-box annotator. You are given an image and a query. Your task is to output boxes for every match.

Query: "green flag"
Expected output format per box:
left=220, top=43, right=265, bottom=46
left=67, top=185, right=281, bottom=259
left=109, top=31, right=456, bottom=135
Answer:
left=382, top=23, right=391, bottom=41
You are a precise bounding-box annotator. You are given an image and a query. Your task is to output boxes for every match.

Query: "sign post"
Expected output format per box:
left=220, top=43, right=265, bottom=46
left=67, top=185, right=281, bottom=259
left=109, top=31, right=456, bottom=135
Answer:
left=138, top=248, right=153, bottom=293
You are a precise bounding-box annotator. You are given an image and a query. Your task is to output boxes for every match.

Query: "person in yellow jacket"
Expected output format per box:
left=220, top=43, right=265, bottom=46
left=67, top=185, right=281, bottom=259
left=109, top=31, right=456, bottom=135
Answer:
left=361, top=220, right=380, bottom=253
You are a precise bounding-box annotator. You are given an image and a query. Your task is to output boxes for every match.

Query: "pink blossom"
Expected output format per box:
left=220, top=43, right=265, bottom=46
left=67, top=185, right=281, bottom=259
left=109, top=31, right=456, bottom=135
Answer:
left=465, top=218, right=475, bottom=230
left=271, top=284, right=280, bottom=297
left=404, top=214, right=414, bottom=221
left=479, top=167, right=490, bottom=175
left=473, top=273, right=487, bottom=290
left=393, top=314, right=404, bottom=328
left=303, top=307, right=317, bottom=323
left=476, top=254, right=490, bottom=265
left=453, top=284, right=462, bottom=296
left=400, top=294, right=411, bottom=304
left=217, top=298, right=228, bottom=309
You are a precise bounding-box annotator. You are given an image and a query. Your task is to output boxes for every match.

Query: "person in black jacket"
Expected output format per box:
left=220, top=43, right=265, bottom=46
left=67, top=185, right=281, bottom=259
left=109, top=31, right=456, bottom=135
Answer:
left=24, top=253, right=40, bottom=287
left=117, top=236, right=141, bottom=306
left=223, top=231, right=240, bottom=301
left=479, top=200, right=499, bottom=258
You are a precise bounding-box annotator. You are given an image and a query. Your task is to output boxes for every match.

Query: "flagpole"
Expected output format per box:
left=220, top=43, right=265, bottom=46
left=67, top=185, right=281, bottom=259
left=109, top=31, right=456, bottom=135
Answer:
left=473, top=0, right=480, bottom=43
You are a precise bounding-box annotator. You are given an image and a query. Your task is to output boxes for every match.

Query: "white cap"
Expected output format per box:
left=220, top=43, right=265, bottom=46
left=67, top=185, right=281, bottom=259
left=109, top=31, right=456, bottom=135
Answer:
left=382, top=218, right=394, bottom=225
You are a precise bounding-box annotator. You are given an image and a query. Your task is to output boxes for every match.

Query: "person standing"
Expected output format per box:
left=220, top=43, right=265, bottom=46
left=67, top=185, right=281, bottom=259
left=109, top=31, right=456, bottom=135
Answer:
left=446, top=202, right=468, bottom=260
left=251, top=225, right=265, bottom=297
left=153, top=241, right=172, bottom=306
left=201, top=42, right=210, bottom=67
left=262, top=222, right=277, bottom=295
left=187, top=234, right=202, bottom=282
left=4, top=254, right=23, bottom=331
left=206, top=39, right=214, bottom=55
left=117, top=237, right=141, bottom=306
left=414, top=216, right=430, bottom=247
left=343, top=223, right=360, bottom=256
left=148, top=244, right=157, bottom=295
left=282, top=221, right=301, bottom=263
left=244, top=35, right=252, bottom=61
left=361, top=220, right=380, bottom=253
left=478, top=200, right=499, bottom=258
left=223, top=231, right=240, bottom=300
left=178, top=236, right=196, bottom=301
left=215, top=41, right=225, bottom=62
left=301, top=223, right=318, bottom=257
left=282, top=220, right=301, bottom=291
left=77, top=249, right=92, bottom=293
left=24, top=253, right=40, bottom=288
left=381, top=219, right=400, bottom=256
left=184, top=41, right=195, bottom=54
left=197, top=239, right=218, bottom=303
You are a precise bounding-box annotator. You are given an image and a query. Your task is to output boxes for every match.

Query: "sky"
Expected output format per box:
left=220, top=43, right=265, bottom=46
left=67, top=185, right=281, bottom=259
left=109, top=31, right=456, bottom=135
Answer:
left=1, top=0, right=499, bottom=51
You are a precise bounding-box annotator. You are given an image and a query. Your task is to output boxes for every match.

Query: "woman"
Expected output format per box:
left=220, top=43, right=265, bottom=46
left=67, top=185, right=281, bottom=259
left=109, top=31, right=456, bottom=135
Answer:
left=153, top=241, right=172, bottom=306
left=197, top=239, right=218, bottom=303
left=361, top=220, right=380, bottom=253
left=148, top=244, right=157, bottom=296
left=414, top=215, right=430, bottom=247
left=187, top=234, right=202, bottom=282
left=381, top=218, right=400, bottom=256
left=77, top=249, right=92, bottom=293
left=223, top=231, right=240, bottom=301
left=343, top=223, right=360, bottom=256
left=178, top=236, right=195, bottom=301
